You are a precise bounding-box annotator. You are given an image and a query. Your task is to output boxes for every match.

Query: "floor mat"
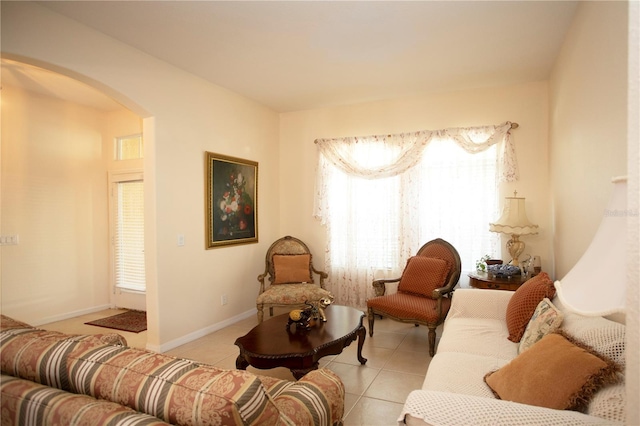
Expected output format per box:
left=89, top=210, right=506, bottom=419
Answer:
left=85, top=310, right=147, bottom=333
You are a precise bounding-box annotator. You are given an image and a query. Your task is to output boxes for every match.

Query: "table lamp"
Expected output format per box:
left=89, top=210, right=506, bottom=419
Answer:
left=489, top=191, right=539, bottom=266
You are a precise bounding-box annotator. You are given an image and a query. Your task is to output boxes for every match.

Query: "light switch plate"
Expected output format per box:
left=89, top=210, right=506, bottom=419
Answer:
left=0, top=235, right=19, bottom=246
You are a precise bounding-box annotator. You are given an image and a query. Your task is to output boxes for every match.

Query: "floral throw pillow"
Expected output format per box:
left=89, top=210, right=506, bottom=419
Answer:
left=518, top=298, right=564, bottom=354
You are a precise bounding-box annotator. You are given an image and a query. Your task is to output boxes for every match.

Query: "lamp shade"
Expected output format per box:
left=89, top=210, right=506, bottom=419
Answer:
left=489, top=194, right=539, bottom=235
left=554, top=177, right=627, bottom=316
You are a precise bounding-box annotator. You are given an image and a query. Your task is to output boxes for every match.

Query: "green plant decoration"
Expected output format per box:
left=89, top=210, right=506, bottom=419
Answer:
left=476, top=254, right=491, bottom=272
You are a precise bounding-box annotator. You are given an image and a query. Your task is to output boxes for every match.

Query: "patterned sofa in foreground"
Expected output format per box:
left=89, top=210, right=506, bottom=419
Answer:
left=0, top=315, right=345, bottom=426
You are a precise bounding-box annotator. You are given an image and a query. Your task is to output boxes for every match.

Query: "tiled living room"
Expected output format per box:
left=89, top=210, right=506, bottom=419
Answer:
left=1, top=1, right=638, bottom=425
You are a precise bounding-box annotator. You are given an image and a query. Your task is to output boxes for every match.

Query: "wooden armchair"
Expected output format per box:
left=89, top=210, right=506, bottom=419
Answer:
left=366, top=238, right=461, bottom=356
left=256, top=236, right=332, bottom=322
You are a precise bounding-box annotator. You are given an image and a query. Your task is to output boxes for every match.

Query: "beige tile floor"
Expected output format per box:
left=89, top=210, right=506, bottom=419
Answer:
left=40, top=308, right=441, bottom=426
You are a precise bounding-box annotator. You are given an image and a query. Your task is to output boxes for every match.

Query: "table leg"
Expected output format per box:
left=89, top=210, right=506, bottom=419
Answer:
left=356, top=325, right=367, bottom=364
left=291, top=362, right=319, bottom=380
left=236, top=354, right=249, bottom=370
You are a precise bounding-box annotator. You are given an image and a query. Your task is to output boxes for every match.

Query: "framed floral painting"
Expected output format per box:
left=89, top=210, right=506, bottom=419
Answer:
left=206, top=152, right=258, bottom=248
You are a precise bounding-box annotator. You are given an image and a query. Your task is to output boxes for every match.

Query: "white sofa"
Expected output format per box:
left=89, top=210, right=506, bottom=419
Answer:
left=399, top=288, right=626, bottom=425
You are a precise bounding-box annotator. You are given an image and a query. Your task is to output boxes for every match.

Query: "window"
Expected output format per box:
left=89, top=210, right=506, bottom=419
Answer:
left=415, top=138, right=499, bottom=271
left=327, top=142, right=401, bottom=270
left=115, top=134, right=143, bottom=160
left=315, top=123, right=514, bottom=308
left=110, top=173, right=145, bottom=292
left=325, top=139, right=499, bottom=273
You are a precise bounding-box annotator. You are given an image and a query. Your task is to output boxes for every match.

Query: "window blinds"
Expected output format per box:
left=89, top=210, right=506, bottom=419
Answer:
left=115, top=180, right=146, bottom=291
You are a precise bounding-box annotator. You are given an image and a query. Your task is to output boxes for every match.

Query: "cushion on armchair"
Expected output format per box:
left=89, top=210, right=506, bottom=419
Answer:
left=397, top=256, right=451, bottom=297
left=366, top=293, right=452, bottom=323
left=256, top=283, right=332, bottom=305
left=272, top=254, right=313, bottom=284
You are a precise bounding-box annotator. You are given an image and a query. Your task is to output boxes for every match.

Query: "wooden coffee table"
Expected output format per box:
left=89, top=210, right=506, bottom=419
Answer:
left=235, top=305, right=367, bottom=379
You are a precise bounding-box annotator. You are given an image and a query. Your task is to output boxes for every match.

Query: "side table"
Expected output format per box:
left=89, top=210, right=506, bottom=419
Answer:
left=468, top=271, right=529, bottom=291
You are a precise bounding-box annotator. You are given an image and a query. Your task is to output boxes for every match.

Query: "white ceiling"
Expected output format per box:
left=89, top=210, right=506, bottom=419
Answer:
left=7, top=1, right=579, bottom=113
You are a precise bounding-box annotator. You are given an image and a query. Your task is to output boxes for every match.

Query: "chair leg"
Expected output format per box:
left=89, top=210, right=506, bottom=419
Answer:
left=367, top=307, right=375, bottom=337
left=428, top=326, right=436, bottom=357
left=257, top=305, right=264, bottom=323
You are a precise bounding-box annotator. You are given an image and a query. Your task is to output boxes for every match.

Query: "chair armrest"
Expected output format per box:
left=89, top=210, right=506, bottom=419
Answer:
left=257, top=272, right=268, bottom=294
left=431, top=281, right=456, bottom=299
left=447, top=288, right=514, bottom=321
left=399, top=390, right=616, bottom=426
left=372, top=278, right=401, bottom=296
left=311, top=266, right=329, bottom=288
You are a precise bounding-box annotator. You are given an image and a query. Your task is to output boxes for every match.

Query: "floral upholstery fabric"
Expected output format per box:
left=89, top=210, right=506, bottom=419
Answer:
left=258, top=369, right=345, bottom=426
left=518, top=298, right=563, bottom=353
left=0, top=314, right=127, bottom=347
left=257, top=283, right=332, bottom=305
left=0, top=315, right=345, bottom=426
left=1, top=374, right=170, bottom=426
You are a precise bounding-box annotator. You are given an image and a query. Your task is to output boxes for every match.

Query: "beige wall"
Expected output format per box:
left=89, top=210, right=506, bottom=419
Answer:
left=1, top=85, right=111, bottom=324
left=549, top=1, right=628, bottom=278
left=1, top=2, right=281, bottom=350
left=280, top=82, right=553, bottom=276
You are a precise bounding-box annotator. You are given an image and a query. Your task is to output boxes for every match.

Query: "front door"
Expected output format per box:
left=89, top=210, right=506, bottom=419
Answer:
left=109, top=171, right=146, bottom=311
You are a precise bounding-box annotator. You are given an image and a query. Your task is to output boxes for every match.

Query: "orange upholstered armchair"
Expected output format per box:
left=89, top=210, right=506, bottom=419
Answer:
left=256, top=236, right=332, bottom=322
left=366, top=238, right=461, bottom=356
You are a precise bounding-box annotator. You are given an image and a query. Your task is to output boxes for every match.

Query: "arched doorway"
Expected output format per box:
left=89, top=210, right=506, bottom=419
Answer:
left=1, top=58, right=155, bottom=347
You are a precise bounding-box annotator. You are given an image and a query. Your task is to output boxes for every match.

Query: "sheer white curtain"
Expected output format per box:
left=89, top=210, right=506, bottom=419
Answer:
left=314, top=122, right=517, bottom=309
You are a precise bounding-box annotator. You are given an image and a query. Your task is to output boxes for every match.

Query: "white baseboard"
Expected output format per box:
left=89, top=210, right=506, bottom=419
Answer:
left=31, top=304, right=114, bottom=326
left=146, top=308, right=257, bottom=353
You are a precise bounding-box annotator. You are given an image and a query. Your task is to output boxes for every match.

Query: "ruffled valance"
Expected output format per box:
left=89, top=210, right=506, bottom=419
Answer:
left=314, top=121, right=518, bottom=181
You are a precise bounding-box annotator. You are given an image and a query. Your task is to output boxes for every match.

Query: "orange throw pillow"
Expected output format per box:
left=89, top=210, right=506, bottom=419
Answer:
left=272, top=254, right=312, bottom=284
left=505, top=272, right=556, bottom=342
left=397, top=256, right=451, bottom=298
left=484, top=332, right=620, bottom=411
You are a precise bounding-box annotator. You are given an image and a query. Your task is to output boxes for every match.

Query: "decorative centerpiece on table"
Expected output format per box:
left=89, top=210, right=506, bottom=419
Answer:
left=487, top=263, right=521, bottom=279
left=286, top=296, right=333, bottom=332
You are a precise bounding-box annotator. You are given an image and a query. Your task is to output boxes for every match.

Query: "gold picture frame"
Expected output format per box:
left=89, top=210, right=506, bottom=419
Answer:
left=205, top=152, right=258, bottom=248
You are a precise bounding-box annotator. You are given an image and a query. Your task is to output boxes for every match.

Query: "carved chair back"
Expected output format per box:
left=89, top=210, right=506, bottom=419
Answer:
left=415, top=238, right=462, bottom=295
left=263, top=235, right=315, bottom=286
